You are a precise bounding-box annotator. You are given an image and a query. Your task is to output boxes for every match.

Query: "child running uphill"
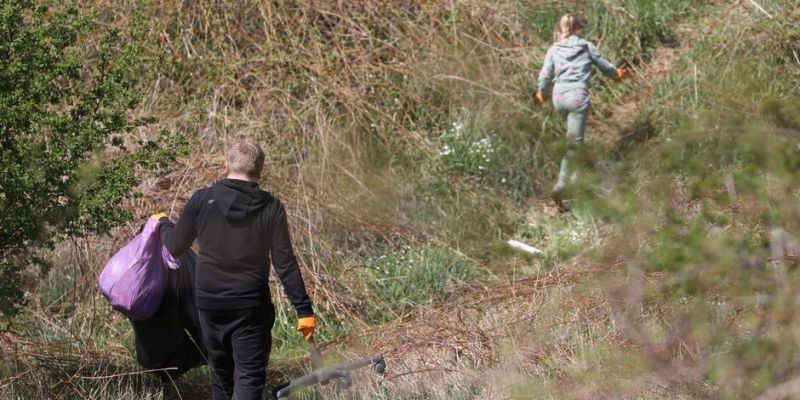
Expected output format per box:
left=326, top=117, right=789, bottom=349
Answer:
left=536, top=14, right=626, bottom=211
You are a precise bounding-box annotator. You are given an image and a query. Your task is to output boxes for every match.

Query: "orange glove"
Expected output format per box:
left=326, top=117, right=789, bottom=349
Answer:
left=535, top=91, right=545, bottom=104
left=297, top=316, right=317, bottom=341
left=150, top=212, right=167, bottom=220
left=615, top=67, right=627, bottom=82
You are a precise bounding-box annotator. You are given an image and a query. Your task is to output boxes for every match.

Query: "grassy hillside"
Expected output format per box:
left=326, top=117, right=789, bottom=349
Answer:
left=2, top=0, right=800, bottom=399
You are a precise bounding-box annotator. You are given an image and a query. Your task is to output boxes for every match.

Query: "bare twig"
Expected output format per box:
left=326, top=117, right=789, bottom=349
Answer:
left=75, top=367, right=178, bottom=380
left=744, top=0, right=774, bottom=19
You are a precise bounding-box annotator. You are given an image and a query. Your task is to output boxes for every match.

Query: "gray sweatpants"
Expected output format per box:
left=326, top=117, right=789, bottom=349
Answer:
left=552, top=88, right=590, bottom=193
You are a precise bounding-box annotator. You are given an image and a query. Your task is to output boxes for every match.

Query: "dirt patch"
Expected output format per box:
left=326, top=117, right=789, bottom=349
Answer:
left=591, top=44, right=682, bottom=148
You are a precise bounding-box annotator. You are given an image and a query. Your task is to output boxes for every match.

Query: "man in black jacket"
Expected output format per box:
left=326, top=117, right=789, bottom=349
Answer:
left=153, top=140, right=316, bottom=400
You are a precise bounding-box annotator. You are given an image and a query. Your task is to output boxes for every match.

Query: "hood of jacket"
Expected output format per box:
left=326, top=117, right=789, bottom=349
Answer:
left=552, top=35, right=588, bottom=62
left=211, top=179, right=271, bottom=222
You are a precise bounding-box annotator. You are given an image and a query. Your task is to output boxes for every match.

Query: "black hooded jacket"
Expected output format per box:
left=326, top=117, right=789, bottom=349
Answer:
left=159, top=179, right=313, bottom=316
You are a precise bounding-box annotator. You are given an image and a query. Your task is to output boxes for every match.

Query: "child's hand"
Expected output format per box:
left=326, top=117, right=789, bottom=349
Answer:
left=535, top=91, right=545, bottom=104
left=615, top=67, right=627, bottom=82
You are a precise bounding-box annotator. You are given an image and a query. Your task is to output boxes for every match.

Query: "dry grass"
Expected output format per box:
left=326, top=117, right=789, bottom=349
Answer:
left=117, top=0, right=556, bottom=324
left=8, top=0, right=797, bottom=399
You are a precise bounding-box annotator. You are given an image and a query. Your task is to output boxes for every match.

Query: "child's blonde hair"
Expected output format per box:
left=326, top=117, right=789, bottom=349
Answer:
left=554, top=14, right=582, bottom=43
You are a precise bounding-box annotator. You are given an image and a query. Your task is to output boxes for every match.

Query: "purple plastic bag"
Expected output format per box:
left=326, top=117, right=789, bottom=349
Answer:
left=98, top=218, right=179, bottom=320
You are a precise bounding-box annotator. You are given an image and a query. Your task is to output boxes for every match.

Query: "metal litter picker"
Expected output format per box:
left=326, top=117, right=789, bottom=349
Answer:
left=271, top=339, right=386, bottom=400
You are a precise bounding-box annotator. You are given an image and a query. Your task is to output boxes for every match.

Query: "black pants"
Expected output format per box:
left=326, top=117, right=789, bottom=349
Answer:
left=198, top=303, right=275, bottom=400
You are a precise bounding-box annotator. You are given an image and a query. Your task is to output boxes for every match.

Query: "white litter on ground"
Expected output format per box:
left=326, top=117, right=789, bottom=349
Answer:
left=506, top=240, right=544, bottom=256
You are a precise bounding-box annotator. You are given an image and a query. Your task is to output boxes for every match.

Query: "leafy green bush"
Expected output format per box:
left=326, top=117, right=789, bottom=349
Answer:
left=0, top=0, right=183, bottom=317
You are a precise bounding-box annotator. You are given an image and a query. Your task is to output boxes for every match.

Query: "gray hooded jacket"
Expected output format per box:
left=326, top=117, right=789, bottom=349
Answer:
left=537, top=35, right=618, bottom=95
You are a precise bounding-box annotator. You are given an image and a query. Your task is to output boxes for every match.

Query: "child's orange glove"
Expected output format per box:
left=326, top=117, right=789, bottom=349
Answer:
left=615, top=67, right=627, bottom=82
left=297, top=315, right=317, bottom=341
left=535, top=91, right=545, bottom=104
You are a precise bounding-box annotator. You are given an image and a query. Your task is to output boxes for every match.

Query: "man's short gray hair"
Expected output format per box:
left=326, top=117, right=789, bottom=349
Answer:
left=226, top=140, right=265, bottom=179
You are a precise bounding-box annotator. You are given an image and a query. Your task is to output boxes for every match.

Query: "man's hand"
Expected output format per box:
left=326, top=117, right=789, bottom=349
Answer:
left=535, top=91, right=545, bottom=104
left=615, top=67, right=627, bottom=82
left=297, top=316, right=316, bottom=341
left=150, top=212, right=167, bottom=220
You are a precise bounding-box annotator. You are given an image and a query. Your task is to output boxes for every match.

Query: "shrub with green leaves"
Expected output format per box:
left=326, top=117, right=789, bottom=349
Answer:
left=0, top=0, right=182, bottom=317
